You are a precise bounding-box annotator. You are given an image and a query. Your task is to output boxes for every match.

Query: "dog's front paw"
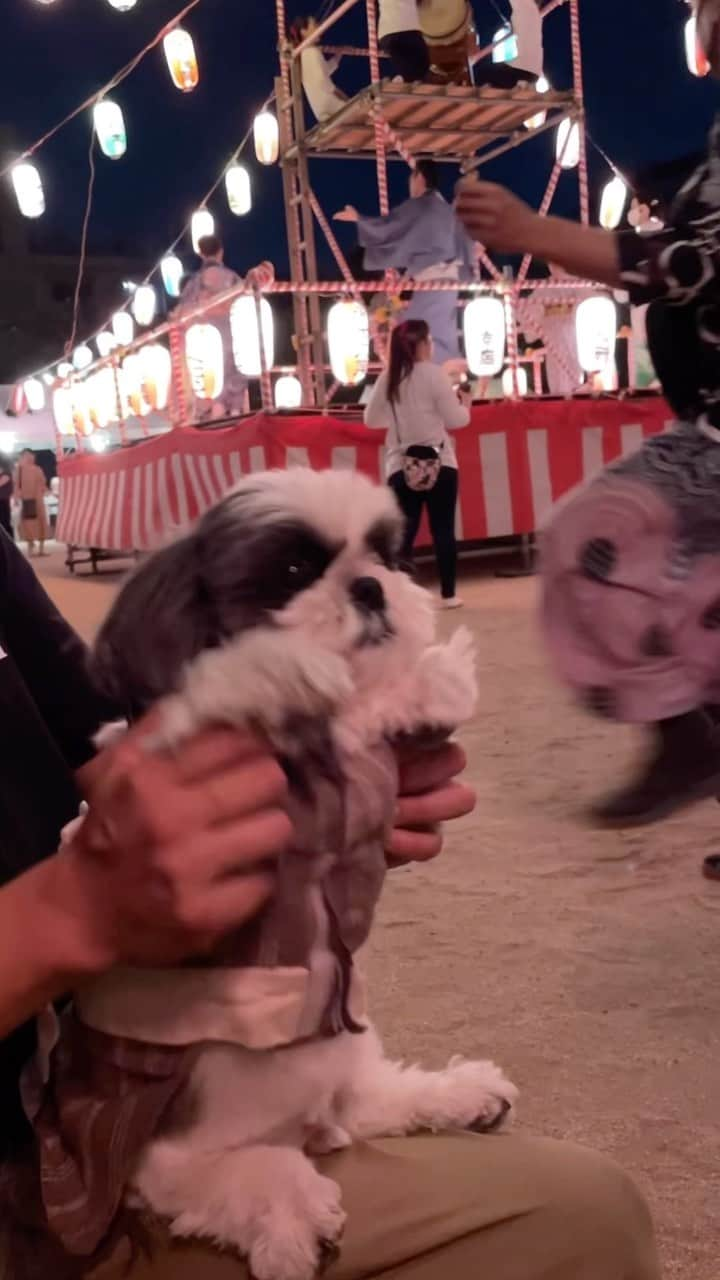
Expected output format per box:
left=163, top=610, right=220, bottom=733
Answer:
left=431, top=1057, right=518, bottom=1134
left=249, top=1172, right=346, bottom=1280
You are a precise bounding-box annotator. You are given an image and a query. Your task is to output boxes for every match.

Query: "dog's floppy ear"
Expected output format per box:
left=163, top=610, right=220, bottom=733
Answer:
left=91, top=533, right=215, bottom=717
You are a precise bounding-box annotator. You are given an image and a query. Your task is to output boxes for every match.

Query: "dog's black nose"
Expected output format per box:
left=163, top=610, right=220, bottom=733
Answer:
left=350, top=576, right=386, bottom=612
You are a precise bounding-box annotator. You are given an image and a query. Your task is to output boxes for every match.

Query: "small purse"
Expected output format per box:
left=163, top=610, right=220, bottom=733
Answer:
left=393, top=403, right=442, bottom=492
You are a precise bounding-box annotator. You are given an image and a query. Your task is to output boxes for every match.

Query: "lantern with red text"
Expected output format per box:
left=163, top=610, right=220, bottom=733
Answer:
left=139, top=343, right=172, bottom=410
left=463, top=296, right=506, bottom=376
left=186, top=324, right=224, bottom=399
left=121, top=354, right=152, bottom=417
left=163, top=27, right=200, bottom=92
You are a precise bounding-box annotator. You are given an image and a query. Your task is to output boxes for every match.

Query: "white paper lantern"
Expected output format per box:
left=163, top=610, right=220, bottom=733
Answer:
left=191, top=208, right=215, bottom=254
left=96, top=330, right=118, bottom=358
left=11, top=162, right=45, bottom=218
left=73, top=344, right=93, bottom=371
left=326, top=300, right=369, bottom=386
left=90, top=433, right=109, bottom=453
left=163, top=27, right=200, bottom=92
left=93, top=100, right=127, bottom=159
left=253, top=111, right=279, bottom=166
left=463, top=296, right=506, bottom=377
left=501, top=365, right=528, bottom=397
left=23, top=378, right=45, bottom=412
left=556, top=119, right=580, bottom=169
left=685, top=14, right=710, bottom=76
left=225, top=164, right=252, bottom=216
left=53, top=387, right=76, bottom=436
left=57, top=361, right=74, bottom=379
left=230, top=297, right=275, bottom=376
left=112, top=310, right=134, bottom=345
left=132, top=284, right=157, bottom=327
left=492, top=23, right=517, bottom=63
left=121, top=354, right=152, bottom=417
left=86, top=368, right=118, bottom=428
left=524, top=74, right=549, bottom=130
left=42, top=372, right=55, bottom=387
left=274, top=374, right=303, bottom=409
left=576, top=296, right=617, bottom=373
left=161, top=254, right=184, bottom=298
left=599, top=176, right=628, bottom=231
left=186, top=324, right=224, bottom=399
left=139, top=343, right=172, bottom=410
left=105, top=0, right=137, bottom=8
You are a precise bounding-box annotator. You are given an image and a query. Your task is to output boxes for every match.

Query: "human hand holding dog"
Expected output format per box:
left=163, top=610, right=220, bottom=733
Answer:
left=389, top=741, right=476, bottom=864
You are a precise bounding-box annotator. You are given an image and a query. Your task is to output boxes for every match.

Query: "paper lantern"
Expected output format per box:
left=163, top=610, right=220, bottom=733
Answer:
left=274, top=374, right=303, bottom=409
left=463, top=296, right=506, bottom=377
left=576, top=296, right=617, bottom=373
left=524, top=74, right=549, bottom=130
left=11, top=162, right=45, bottom=218
left=132, top=284, right=157, bottom=327
left=96, top=330, right=117, bottom=358
left=139, top=343, right=172, bottom=410
left=161, top=254, right=184, bottom=298
left=23, top=378, right=45, bottom=412
left=42, top=372, right=55, bottom=387
left=93, top=99, right=127, bottom=159
left=556, top=119, right=580, bottom=169
left=685, top=14, right=710, bottom=76
left=225, top=164, right=252, bottom=216
left=121, top=354, right=152, bottom=417
left=57, top=361, right=74, bottom=379
left=492, top=23, right=517, bottom=63
left=253, top=111, right=279, bottom=166
left=326, top=300, right=369, bottom=386
left=599, top=176, right=628, bottom=231
left=85, top=368, right=118, bottom=428
left=163, top=27, right=199, bottom=92
left=73, top=344, right=93, bottom=371
left=105, top=0, right=137, bottom=10
left=53, top=387, right=76, bottom=436
left=90, top=434, right=109, bottom=454
left=191, top=208, right=215, bottom=254
left=230, top=297, right=275, bottom=376
left=186, top=324, right=224, bottom=399
left=112, top=310, right=134, bottom=345
left=501, top=366, right=528, bottom=397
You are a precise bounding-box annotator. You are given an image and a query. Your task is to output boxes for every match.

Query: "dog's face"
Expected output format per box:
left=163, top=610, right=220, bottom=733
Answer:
left=93, top=469, right=434, bottom=715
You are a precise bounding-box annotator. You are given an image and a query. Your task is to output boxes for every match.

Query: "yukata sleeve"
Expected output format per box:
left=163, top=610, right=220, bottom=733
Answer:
left=617, top=221, right=718, bottom=307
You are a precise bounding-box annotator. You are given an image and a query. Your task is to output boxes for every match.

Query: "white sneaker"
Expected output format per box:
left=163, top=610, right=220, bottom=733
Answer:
left=439, top=595, right=463, bottom=610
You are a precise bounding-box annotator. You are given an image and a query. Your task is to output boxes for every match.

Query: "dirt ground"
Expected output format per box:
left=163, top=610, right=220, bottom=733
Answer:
left=38, top=550, right=720, bottom=1279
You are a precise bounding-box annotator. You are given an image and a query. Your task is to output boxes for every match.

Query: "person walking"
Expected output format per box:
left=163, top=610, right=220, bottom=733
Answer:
left=365, top=318, right=470, bottom=607
left=14, top=449, right=48, bottom=557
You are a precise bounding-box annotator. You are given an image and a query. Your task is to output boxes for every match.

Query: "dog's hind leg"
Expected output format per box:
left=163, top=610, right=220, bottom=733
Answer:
left=337, top=1025, right=518, bottom=1140
left=133, top=1138, right=346, bottom=1280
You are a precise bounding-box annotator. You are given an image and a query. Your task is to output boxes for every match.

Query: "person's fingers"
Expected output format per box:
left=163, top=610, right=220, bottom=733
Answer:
left=196, top=872, right=278, bottom=938
left=182, top=807, right=293, bottom=883
left=187, top=757, right=289, bottom=833
left=386, top=826, right=444, bottom=865
left=395, top=780, right=476, bottom=830
left=169, top=727, right=274, bottom=784
left=397, top=742, right=467, bottom=796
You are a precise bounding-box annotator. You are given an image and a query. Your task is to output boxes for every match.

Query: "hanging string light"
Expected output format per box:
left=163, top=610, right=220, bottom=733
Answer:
left=599, top=175, right=628, bottom=230
left=161, top=254, right=185, bottom=297
left=11, top=162, right=45, bottom=218
left=191, top=208, right=215, bottom=253
left=93, top=99, right=127, bottom=159
left=253, top=111, right=279, bottom=166
left=163, top=27, right=200, bottom=92
left=556, top=118, right=580, bottom=169
left=225, top=164, right=252, bottom=216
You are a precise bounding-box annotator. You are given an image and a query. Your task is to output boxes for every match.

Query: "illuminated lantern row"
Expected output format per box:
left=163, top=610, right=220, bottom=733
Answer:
left=163, top=27, right=200, bottom=92
left=230, top=297, right=275, bottom=376
left=685, top=14, right=710, bottom=76
left=576, top=296, right=617, bottom=374
left=23, top=378, right=45, bottom=412
left=524, top=74, right=549, bottom=131
left=274, top=374, right=303, bottom=409
left=463, top=296, right=506, bottom=377
left=253, top=111, right=279, bottom=166
left=556, top=118, right=580, bottom=169
left=186, top=325, right=224, bottom=399
left=327, top=300, right=369, bottom=386
left=112, top=310, right=135, bottom=345
left=225, top=164, right=252, bottom=216
left=11, top=162, right=45, bottom=219
left=501, top=365, right=528, bottom=397
left=93, top=99, right=127, bottom=159
left=492, top=24, right=518, bottom=63
left=599, top=176, right=628, bottom=231
left=191, top=208, right=215, bottom=253
left=132, top=284, right=157, bottom=327
left=161, top=254, right=184, bottom=298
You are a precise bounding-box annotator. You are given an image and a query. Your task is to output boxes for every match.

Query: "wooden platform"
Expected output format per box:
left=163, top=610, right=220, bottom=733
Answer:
left=286, top=81, right=579, bottom=166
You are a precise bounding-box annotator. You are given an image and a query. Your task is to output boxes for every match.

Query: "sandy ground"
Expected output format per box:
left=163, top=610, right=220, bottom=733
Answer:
left=37, top=548, right=720, bottom=1279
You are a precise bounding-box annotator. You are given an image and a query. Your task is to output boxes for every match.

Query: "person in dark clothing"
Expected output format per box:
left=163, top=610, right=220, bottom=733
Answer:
left=0, top=456, right=13, bottom=541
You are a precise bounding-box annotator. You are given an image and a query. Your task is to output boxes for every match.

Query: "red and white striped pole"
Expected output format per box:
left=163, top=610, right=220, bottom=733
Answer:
left=569, top=0, right=589, bottom=225
left=366, top=0, right=389, bottom=215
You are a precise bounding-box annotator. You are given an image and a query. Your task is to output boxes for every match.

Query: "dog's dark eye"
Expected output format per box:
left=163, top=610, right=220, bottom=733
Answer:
left=285, top=556, right=320, bottom=590
left=262, top=528, right=339, bottom=610
left=366, top=519, right=400, bottom=569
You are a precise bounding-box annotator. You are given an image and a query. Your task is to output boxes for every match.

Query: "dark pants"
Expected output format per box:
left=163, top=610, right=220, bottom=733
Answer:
left=0, top=503, right=13, bottom=540
left=474, top=64, right=537, bottom=89
left=380, top=31, right=430, bottom=82
left=390, top=466, right=458, bottom=599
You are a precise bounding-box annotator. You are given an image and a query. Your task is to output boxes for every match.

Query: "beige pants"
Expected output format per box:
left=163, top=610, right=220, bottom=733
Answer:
left=95, top=1134, right=660, bottom=1280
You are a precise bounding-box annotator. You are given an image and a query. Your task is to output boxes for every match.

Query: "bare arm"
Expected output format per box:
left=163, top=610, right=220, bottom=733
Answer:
left=363, top=373, right=393, bottom=429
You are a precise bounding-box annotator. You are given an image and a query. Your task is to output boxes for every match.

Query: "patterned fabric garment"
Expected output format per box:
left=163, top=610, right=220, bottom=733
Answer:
left=542, top=116, right=720, bottom=723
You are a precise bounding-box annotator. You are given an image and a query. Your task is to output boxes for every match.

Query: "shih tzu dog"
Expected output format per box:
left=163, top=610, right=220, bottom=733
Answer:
left=25, top=468, right=516, bottom=1280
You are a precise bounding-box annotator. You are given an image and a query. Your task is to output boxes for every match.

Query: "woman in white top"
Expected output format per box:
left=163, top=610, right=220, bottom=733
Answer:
left=289, top=16, right=347, bottom=122
left=378, top=0, right=430, bottom=82
left=364, top=318, right=470, bottom=607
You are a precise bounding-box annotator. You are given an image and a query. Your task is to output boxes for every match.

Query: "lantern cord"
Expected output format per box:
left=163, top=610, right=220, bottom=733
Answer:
left=65, top=133, right=97, bottom=357
left=0, top=0, right=205, bottom=183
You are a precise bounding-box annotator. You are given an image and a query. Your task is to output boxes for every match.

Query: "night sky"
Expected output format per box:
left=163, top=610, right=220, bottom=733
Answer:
left=3, top=0, right=720, bottom=285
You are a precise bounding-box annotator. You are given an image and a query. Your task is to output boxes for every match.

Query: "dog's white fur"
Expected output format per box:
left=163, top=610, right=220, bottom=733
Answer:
left=95, top=470, right=517, bottom=1280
